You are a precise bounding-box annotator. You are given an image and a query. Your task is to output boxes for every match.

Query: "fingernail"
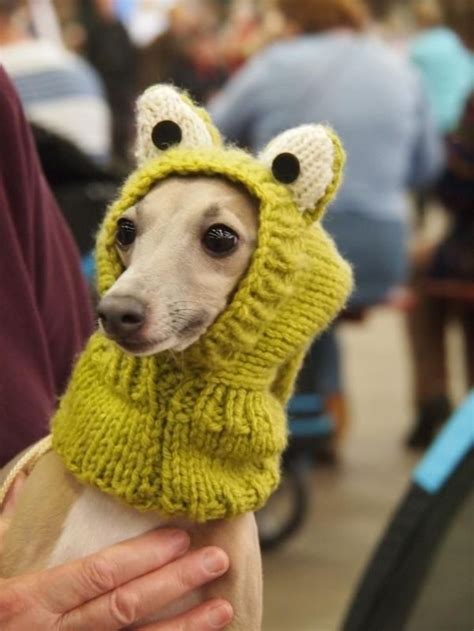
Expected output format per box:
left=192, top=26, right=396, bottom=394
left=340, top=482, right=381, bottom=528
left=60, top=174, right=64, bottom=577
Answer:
left=202, top=549, right=228, bottom=575
left=208, top=602, right=233, bottom=628
left=170, top=530, right=190, bottom=554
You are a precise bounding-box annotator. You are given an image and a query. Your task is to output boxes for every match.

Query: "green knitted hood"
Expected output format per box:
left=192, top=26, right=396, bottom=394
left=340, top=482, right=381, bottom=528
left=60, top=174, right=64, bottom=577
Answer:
left=52, top=85, right=353, bottom=521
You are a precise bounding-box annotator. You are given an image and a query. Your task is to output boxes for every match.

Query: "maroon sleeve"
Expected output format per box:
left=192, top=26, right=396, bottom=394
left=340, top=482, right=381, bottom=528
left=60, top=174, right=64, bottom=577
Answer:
left=0, top=67, right=94, bottom=466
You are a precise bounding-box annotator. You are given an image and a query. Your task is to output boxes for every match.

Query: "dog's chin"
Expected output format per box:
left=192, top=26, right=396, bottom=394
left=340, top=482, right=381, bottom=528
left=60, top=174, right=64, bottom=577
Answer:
left=114, top=336, right=177, bottom=357
left=111, top=328, right=207, bottom=357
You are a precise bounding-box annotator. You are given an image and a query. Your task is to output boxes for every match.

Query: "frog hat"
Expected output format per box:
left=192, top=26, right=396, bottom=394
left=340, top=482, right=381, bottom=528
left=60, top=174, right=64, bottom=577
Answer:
left=52, top=85, right=353, bottom=521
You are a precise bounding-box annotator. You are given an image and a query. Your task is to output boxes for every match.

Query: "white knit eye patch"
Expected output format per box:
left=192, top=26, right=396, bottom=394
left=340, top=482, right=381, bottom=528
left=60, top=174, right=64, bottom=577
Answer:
left=135, top=85, right=213, bottom=165
left=259, top=125, right=335, bottom=214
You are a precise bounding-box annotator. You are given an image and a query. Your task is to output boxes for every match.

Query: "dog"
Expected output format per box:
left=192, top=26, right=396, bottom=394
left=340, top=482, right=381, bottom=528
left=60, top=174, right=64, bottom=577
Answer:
left=0, top=174, right=262, bottom=629
left=0, top=84, right=352, bottom=630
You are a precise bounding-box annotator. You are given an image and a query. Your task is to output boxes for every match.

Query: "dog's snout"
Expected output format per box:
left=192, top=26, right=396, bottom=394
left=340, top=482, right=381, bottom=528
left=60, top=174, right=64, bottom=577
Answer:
left=97, top=295, right=146, bottom=338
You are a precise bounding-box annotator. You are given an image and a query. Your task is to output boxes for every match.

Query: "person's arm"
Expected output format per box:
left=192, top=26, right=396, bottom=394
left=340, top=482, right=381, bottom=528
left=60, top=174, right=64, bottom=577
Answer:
left=0, top=67, right=94, bottom=466
left=209, top=51, right=270, bottom=146
left=0, top=529, right=232, bottom=630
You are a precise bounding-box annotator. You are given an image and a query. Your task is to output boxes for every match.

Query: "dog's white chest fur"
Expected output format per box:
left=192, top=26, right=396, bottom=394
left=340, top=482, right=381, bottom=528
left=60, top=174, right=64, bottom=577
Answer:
left=47, top=487, right=164, bottom=567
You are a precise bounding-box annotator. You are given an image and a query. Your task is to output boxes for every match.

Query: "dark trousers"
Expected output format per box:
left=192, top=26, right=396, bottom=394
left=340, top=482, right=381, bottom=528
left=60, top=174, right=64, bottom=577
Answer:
left=407, top=294, right=474, bottom=403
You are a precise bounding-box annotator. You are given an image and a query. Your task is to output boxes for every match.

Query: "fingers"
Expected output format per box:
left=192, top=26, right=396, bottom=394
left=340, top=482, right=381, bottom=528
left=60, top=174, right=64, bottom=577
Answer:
left=136, top=599, right=234, bottom=631
left=33, top=529, right=190, bottom=613
left=60, top=546, right=230, bottom=631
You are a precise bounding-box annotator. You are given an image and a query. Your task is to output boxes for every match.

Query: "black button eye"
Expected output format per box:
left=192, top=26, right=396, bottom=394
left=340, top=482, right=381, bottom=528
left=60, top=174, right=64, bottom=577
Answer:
left=271, top=152, right=300, bottom=184
left=116, top=218, right=136, bottom=249
left=202, top=224, right=239, bottom=257
left=151, top=120, right=182, bottom=150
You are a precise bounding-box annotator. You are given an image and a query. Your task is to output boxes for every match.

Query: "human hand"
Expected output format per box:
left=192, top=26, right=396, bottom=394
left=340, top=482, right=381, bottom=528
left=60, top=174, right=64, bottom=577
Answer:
left=0, top=528, right=233, bottom=630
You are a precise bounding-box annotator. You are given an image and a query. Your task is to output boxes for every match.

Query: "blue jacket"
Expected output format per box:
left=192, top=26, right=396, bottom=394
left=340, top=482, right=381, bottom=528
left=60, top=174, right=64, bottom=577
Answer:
left=410, top=27, right=473, bottom=134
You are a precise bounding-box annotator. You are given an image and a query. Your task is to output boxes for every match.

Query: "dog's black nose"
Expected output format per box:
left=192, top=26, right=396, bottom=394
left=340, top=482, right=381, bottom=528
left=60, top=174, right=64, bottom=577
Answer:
left=97, top=295, right=146, bottom=338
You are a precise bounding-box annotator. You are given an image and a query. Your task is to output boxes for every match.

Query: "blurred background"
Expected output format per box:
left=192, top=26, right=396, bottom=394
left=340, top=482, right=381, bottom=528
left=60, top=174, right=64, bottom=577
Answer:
left=0, top=0, right=472, bottom=629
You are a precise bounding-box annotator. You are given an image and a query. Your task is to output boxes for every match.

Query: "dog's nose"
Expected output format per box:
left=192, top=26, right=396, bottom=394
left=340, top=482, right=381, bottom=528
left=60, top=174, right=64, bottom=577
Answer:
left=97, top=295, right=146, bottom=338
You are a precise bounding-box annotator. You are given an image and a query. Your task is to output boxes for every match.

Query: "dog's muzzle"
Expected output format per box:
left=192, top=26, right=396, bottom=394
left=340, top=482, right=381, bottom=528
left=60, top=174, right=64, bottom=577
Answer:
left=97, top=295, right=146, bottom=340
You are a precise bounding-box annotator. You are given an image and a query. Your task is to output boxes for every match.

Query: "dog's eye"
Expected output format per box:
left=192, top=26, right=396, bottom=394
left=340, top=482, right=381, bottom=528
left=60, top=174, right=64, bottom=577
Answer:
left=202, top=224, right=239, bottom=257
left=116, top=218, right=136, bottom=249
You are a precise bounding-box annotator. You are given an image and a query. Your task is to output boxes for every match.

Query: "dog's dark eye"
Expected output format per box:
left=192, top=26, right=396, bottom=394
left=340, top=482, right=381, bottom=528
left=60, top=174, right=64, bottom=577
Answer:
left=116, top=218, right=136, bottom=249
left=202, top=224, right=239, bottom=257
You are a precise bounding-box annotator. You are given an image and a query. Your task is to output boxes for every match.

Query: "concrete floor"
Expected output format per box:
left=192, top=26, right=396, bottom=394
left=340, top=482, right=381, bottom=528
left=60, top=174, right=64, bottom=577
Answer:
left=261, top=308, right=464, bottom=631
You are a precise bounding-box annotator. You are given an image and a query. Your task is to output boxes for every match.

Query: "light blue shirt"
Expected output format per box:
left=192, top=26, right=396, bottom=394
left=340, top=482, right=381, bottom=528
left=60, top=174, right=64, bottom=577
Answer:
left=210, top=33, right=444, bottom=221
left=410, top=27, right=473, bottom=134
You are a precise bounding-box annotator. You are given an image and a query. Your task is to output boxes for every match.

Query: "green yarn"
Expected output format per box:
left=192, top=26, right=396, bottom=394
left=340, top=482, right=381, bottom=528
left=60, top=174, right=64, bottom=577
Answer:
left=51, top=89, right=353, bottom=521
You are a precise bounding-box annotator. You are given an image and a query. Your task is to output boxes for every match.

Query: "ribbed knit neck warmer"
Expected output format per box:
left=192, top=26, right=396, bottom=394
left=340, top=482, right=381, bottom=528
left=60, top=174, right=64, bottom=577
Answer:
left=51, top=86, right=352, bottom=521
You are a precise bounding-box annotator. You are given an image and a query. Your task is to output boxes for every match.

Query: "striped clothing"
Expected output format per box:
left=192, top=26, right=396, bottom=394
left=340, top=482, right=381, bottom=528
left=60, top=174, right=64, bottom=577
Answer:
left=0, top=40, right=111, bottom=163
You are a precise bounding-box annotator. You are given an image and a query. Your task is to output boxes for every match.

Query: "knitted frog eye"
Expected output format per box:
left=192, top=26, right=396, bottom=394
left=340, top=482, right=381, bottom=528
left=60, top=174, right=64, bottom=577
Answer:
left=135, top=85, right=216, bottom=165
left=259, top=124, right=344, bottom=222
left=151, top=120, right=182, bottom=150
left=271, top=152, right=300, bottom=184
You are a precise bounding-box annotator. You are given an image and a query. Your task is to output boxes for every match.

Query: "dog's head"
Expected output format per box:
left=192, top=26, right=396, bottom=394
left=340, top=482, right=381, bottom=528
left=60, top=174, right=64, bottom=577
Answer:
left=97, top=175, right=258, bottom=355
left=96, top=85, right=352, bottom=360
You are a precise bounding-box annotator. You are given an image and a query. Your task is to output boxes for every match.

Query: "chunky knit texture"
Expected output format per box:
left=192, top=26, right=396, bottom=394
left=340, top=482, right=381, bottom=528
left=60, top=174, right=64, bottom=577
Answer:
left=51, top=85, right=353, bottom=521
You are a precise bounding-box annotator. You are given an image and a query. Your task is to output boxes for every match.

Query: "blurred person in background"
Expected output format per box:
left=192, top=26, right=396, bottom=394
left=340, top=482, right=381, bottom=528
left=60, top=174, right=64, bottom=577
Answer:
left=118, top=0, right=176, bottom=48
left=406, top=0, right=474, bottom=449
left=410, top=0, right=471, bottom=135
left=441, top=0, right=474, bottom=55
left=219, top=0, right=286, bottom=73
left=218, top=0, right=264, bottom=72
left=363, top=0, right=396, bottom=20
left=408, top=0, right=470, bottom=236
left=138, top=0, right=227, bottom=103
left=0, top=0, right=111, bottom=164
left=210, top=0, right=443, bottom=447
left=78, top=0, right=137, bottom=164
